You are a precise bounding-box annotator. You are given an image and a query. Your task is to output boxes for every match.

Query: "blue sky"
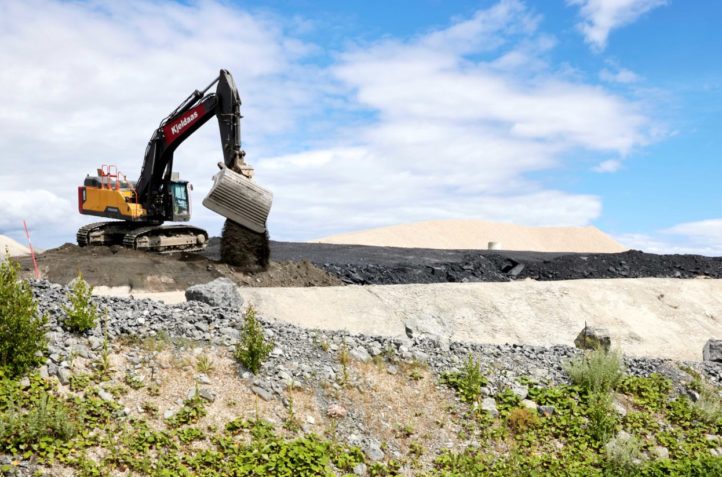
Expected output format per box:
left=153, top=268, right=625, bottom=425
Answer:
left=0, top=0, right=721, bottom=254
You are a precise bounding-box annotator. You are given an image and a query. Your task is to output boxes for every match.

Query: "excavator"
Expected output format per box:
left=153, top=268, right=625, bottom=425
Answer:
left=76, top=69, right=273, bottom=270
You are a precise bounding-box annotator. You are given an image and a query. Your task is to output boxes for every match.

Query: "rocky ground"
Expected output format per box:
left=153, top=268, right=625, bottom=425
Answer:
left=1, top=279, right=721, bottom=476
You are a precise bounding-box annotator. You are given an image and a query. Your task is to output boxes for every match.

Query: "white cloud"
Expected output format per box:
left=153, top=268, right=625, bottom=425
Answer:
left=0, top=0, right=321, bottom=247
left=617, top=219, right=722, bottom=256
left=600, top=67, right=640, bottom=83
left=257, top=0, right=652, bottom=237
left=0, top=0, right=657, bottom=247
left=593, top=159, right=622, bottom=172
left=568, top=0, right=666, bottom=50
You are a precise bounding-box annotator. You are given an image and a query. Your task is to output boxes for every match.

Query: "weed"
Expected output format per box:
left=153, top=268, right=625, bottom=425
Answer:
left=141, top=401, right=159, bottom=418
left=618, top=373, right=672, bottom=411
left=400, top=359, right=428, bottom=381
left=147, top=383, right=161, bottom=397
left=195, top=354, right=215, bottom=374
left=62, top=272, right=98, bottom=333
left=176, top=426, right=204, bottom=444
left=440, top=354, right=487, bottom=404
left=69, top=373, right=92, bottom=392
left=507, top=407, right=540, bottom=434
left=313, top=334, right=330, bottom=352
left=141, top=331, right=171, bottom=352
left=233, top=305, right=273, bottom=374
left=283, top=395, right=301, bottom=432
left=0, top=256, right=47, bottom=377
left=409, top=440, right=424, bottom=458
left=586, top=391, right=618, bottom=444
left=604, top=431, right=643, bottom=476
left=693, top=380, right=722, bottom=424
left=166, top=392, right=207, bottom=428
left=0, top=394, right=78, bottom=448
left=565, top=347, right=625, bottom=394
left=394, top=423, right=414, bottom=438
left=338, top=343, right=350, bottom=385
left=123, top=372, right=145, bottom=390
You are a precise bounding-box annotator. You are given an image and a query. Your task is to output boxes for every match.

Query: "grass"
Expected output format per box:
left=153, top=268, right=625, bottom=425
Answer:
left=195, top=354, right=215, bottom=374
left=565, top=347, right=625, bottom=394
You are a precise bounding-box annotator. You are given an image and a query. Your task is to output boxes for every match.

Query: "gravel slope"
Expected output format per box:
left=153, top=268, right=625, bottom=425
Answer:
left=97, top=277, right=722, bottom=362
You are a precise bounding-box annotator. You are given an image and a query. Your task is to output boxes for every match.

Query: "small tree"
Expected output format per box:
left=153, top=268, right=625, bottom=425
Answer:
left=0, top=255, right=47, bottom=377
left=62, top=272, right=98, bottom=333
left=234, top=305, right=273, bottom=374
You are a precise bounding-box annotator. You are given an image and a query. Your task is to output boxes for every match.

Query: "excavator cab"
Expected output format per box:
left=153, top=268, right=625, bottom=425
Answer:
left=168, top=181, right=191, bottom=222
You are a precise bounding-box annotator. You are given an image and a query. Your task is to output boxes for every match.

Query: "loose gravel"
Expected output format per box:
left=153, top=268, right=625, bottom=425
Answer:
left=31, top=280, right=722, bottom=399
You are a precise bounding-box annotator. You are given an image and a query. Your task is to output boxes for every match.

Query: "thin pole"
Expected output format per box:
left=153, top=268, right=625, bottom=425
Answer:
left=23, top=220, right=40, bottom=279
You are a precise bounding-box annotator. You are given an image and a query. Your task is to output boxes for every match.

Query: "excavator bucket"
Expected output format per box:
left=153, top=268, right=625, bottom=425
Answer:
left=202, top=167, right=273, bottom=233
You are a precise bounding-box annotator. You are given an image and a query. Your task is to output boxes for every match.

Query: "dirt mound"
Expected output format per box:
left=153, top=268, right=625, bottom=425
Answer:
left=0, top=235, right=30, bottom=257
left=314, top=219, right=627, bottom=253
left=15, top=243, right=340, bottom=291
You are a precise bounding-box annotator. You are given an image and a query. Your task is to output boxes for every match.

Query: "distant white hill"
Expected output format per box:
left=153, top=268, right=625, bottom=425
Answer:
left=313, top=219, right=627, bottom=253
left=0, top=235, right=31, bottom=257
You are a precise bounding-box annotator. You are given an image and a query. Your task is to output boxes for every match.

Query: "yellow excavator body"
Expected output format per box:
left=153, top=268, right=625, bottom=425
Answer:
left=79, top=186, right=146, bottom=220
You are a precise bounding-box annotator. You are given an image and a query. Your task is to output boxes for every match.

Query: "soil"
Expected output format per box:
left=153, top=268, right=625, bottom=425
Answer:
left=17, top=243, right=341, bottom=291
left=16, top=239, right=722, bottom=291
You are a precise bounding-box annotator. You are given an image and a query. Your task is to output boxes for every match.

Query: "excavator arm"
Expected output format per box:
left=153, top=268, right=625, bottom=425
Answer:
left=134, top=69, right=253, bottom=217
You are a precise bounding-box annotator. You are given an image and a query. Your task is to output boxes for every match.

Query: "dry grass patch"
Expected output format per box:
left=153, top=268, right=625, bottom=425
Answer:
left=338, top=361, right=462, bottom=464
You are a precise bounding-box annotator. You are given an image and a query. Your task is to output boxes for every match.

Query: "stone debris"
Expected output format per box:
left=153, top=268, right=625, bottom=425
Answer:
left=481, top=397, right=499, bottom=417
left=327, top=403, right=348, bottom=419
left=574, top=325, right=611, bottom=352
left=185, top=277, right=243, bottom=309
left=703, top=339, right=722, bottom=363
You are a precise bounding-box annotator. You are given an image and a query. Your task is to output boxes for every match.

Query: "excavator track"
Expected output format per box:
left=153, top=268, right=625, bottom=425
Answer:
left=78, top=222, right=208, bottom=253
left=122, top=225, right=208, bottom=253
left=77, top=221, right=139, bottom=247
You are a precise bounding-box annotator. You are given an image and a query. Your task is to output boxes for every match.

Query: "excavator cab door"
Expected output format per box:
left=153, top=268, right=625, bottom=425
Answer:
left=169, top=181, right=191, bottom=222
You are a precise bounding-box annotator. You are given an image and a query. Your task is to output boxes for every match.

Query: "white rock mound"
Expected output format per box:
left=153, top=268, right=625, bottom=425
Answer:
left=0, top=235, right=30, bottom=257
left=314, top=219, right=627, bottom=253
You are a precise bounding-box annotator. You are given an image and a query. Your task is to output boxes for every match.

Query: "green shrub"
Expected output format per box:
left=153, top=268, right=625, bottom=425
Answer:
left=233, top=305, right=273, bottom=374
left=0, top=394, right=78, bottom=449
left=62, top=273, right=98, bottom=333
left=566, top=347, right=625, bottom=394
left=604, top=430, right=643, bottom=477
left=0, top=256, right=47, bottom=377
left=693, top=381, right=722, bottom=424
left=586, top=391, right=618, bottom=444
left=441, top=354, right=487, bottom=404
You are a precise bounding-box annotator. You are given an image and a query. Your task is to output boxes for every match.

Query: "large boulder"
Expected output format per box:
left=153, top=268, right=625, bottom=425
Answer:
left=404, top=313, right=452, bottom=351
left=574, top=325, right=611, bottom=352
left=703, top=339, right=722, bottom=363
left=185, top=278, right=243, bottom=309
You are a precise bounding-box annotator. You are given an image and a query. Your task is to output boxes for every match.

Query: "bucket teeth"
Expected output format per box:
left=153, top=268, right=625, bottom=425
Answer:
left=202, top=167, right=272, bottom=233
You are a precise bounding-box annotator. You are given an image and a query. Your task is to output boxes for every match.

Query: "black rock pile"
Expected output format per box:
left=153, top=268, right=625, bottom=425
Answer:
left=321, top=250, right=722, bottom=285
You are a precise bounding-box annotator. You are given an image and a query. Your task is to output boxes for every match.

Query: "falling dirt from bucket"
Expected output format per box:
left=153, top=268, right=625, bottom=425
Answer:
left=220, top=219, right=270, bottom=272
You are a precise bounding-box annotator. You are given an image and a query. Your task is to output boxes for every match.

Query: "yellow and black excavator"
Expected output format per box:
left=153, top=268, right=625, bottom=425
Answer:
left=76, top=69, right=272, bottom=270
